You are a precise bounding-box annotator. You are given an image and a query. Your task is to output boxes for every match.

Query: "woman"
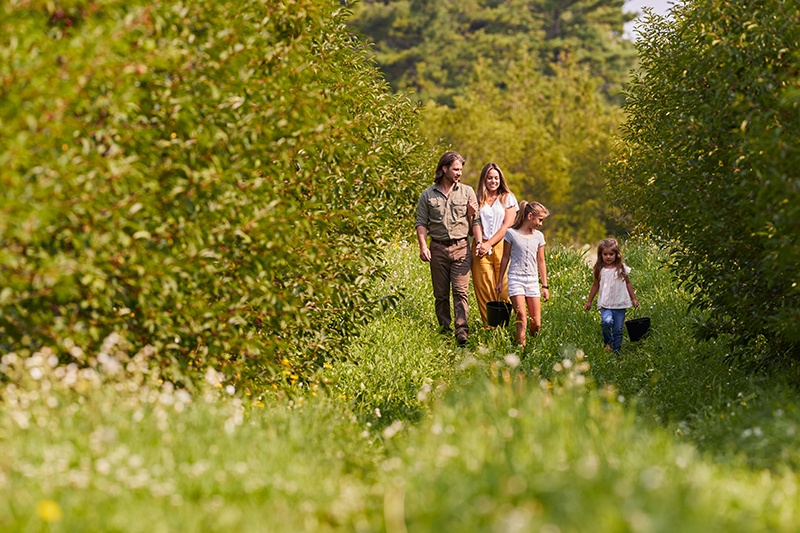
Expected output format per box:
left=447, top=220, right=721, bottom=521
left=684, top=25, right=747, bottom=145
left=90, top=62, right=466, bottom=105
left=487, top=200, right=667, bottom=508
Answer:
left=472, top=162, right=518, bottom=325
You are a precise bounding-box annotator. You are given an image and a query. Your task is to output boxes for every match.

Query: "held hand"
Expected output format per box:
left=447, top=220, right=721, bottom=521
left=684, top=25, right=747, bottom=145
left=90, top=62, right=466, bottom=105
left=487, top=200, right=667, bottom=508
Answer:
left=419, top=247, right=431, bottom=262
left=632, top=298, right=640, bottom=308
left=495, top=282, right=502, bottom=294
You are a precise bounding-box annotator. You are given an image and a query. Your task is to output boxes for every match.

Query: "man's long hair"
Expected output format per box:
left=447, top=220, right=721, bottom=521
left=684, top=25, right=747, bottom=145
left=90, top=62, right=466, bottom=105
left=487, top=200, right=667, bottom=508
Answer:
left=434, top=151, right=465, bottom=184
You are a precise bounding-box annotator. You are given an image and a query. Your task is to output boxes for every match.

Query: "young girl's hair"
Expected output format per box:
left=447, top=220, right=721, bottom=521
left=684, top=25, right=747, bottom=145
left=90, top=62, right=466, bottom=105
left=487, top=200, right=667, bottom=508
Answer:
left=477, top=163, right=511, bottom=207
left=511, top=201, right=549, bottom=230
left=592, top=238, right=626, bottom=281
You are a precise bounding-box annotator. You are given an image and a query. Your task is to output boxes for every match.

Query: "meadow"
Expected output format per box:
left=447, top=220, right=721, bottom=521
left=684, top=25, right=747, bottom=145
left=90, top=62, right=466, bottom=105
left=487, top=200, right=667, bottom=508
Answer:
left=2, top=239, right=799, bottom=532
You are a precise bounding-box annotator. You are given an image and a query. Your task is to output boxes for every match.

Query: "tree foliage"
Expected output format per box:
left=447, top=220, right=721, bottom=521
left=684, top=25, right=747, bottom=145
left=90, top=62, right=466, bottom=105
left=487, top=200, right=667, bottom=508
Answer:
left=421, top=58, right=623, bottom=244
left=346, top=0, right=637, bottom=243
left=0, top=0, right=434, bottom=391
left=608, top=1, right=800, bottom=367
left=347, top=0, right=637, bottom=105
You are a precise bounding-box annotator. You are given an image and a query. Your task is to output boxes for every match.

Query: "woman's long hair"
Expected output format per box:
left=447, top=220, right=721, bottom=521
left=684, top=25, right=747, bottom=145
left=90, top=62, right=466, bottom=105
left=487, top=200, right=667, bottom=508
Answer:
left=592, top=238, right=626, bottom=281
left=477, top=162, right=511, bottom=207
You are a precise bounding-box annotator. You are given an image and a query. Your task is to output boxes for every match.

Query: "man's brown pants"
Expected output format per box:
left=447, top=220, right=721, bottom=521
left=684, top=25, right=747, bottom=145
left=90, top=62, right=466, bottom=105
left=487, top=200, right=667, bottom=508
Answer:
left=429, top=239, right=471, bottom=339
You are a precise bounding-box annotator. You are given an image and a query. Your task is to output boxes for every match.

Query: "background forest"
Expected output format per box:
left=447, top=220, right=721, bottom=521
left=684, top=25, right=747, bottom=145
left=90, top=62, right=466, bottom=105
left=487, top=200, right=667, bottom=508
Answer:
left=346, top=0, right=638, bottom=243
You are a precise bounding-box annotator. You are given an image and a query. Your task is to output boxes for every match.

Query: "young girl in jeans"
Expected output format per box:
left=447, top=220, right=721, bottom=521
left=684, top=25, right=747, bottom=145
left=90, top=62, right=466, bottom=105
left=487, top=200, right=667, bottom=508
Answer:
left=583, top=238, right=639, bottom=353
left=496, top=201, right=549, bottom=347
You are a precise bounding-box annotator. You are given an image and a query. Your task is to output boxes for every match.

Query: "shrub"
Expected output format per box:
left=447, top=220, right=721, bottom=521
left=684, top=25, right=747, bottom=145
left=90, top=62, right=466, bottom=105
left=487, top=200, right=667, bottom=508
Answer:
left=607, top=1, right=800, bottom=369
left=0, top=0, right=434, bottom=391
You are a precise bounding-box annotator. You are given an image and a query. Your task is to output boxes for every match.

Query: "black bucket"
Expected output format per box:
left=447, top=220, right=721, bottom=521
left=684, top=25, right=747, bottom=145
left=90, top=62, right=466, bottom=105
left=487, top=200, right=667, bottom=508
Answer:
left=625, top=316, right=651, bottom=342
left=486, top=301, right=513, bottom=327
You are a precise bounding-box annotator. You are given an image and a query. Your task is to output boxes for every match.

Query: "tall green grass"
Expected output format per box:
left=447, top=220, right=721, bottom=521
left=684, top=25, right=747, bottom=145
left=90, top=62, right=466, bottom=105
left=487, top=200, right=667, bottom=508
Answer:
left=1, top=240, right=798, bottom=531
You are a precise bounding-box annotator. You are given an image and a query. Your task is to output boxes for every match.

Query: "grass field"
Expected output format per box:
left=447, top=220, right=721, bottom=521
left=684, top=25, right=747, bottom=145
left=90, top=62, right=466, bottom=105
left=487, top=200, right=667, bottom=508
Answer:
left=2, top=239, right=798, bottom=531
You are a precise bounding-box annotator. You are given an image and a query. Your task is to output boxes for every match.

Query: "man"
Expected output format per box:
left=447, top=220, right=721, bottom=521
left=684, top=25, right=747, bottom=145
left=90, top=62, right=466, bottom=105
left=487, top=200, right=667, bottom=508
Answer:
left=415, top=151, right=480, bottom=346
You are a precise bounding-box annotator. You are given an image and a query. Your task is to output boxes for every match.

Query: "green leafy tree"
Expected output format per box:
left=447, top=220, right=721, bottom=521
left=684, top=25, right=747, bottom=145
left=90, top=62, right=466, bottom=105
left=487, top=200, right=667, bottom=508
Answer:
left=608, top=1, right=800, bottom=368
left=348, top=0, right=636, bottom=242
left=422, top=58, right=623, bottom=243
left=0, top=0, right=434, bottom=391
left=347, top=0, right=636, bottom=104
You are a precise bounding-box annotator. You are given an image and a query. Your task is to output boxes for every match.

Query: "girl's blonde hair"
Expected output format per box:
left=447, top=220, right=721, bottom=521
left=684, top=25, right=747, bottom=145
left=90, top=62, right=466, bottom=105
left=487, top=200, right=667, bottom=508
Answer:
left=477, top=163, right=511, bottom=207
left=592, top=238, right=627, bottom=281
left=511, top=201, right=549, bottom=230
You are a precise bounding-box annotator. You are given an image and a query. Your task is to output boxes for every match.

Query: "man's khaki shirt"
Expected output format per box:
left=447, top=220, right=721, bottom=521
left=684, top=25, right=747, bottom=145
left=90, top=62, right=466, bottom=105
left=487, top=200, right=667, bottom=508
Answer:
left=415, top=182, right=478, bottom=241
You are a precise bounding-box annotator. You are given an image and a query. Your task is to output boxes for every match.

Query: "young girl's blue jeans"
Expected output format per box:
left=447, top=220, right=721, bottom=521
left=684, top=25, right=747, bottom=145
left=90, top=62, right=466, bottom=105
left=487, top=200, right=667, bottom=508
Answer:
left=600, top=308, right=626, bottom=352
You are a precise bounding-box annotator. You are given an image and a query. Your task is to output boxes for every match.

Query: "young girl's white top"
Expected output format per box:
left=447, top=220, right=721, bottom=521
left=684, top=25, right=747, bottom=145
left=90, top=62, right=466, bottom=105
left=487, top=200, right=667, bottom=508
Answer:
left=597, top=264, right=633, bottom=309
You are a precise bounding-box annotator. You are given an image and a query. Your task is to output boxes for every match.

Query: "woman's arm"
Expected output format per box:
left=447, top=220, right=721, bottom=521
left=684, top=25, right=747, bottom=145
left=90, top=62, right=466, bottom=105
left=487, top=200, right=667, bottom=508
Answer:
left=537, top=245, right=549, bottom=302
left=477, top=205, right=516, bottom=256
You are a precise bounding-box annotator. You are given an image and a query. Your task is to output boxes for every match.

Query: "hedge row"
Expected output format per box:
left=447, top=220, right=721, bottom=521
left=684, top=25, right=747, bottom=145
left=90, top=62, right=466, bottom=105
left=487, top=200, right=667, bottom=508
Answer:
left=609, top=0, right=800, bottom=368
left=0, top=0, right=434, bottom=390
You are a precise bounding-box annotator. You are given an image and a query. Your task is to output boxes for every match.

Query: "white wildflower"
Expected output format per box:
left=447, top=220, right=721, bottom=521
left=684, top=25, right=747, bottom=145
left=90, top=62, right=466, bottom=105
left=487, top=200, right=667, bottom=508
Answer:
left=205, top=368, right=224, bottom=388
left=382, top=420, right=404, bottom=439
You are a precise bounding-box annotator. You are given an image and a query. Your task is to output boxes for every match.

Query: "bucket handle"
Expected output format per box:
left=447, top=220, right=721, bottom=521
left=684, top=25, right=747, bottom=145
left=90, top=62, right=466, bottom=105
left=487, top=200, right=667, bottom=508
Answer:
left=627, top=304, right=644, bottom=319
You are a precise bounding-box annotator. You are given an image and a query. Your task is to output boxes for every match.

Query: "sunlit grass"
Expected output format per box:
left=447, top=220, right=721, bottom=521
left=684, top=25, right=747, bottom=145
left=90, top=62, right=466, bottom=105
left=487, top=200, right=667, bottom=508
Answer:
left=1, top=239, right=799, bottom=531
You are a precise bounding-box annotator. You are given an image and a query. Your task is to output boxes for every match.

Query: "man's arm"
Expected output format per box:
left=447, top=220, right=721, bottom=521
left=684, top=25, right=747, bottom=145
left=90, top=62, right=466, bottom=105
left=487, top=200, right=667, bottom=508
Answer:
left=416, top=225, right=431, bottom=262
left=473, top=222, right=483, bottom=254
left=415, top=193, right=431, bottom=262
